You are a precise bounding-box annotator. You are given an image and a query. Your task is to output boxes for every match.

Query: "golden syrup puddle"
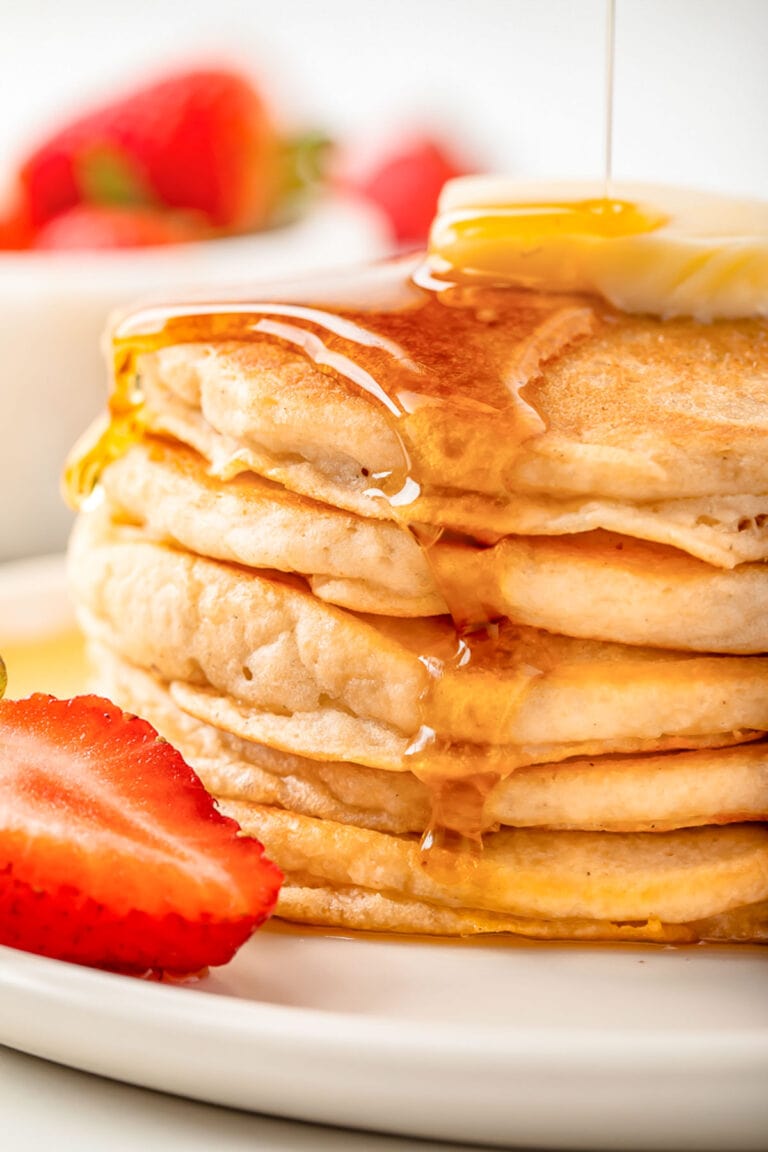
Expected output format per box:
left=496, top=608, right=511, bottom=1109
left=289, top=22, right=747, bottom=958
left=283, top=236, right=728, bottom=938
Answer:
left=62, top=248, right=615, bottom=864
left=0, top=628, right=88, bottom=701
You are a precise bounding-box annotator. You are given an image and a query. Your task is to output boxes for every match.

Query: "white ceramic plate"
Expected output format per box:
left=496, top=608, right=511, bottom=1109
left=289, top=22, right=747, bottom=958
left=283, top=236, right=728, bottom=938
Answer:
left=0, top=558, right=767, bottom=1152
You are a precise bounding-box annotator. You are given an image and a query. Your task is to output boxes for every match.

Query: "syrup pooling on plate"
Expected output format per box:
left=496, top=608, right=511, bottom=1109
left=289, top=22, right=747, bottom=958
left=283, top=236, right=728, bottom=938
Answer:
left=64, top=256, right=599, bottom=847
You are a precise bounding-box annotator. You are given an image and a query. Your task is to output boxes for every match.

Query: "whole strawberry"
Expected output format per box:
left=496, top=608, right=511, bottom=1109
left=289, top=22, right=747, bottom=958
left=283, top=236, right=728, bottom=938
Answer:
left=18, top=68, right=278, bottom=232
left=338, top=133, right=472, bottom=246
left=0, top=693, right=283, bottom=973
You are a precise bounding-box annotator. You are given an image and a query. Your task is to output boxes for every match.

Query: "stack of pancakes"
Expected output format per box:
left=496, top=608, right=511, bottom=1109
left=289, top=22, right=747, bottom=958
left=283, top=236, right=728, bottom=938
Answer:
left=67, top=261, right=768, bottom=943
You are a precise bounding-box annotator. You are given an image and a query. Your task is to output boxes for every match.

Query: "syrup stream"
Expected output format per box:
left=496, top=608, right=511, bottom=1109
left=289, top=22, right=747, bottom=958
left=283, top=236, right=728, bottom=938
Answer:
left=604, top=0, right=616, bottom=198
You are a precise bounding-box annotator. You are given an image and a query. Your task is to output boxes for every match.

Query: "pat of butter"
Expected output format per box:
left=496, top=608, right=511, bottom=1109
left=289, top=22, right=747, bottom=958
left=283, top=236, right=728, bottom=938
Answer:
left=428, top=178, right=768, bottom=320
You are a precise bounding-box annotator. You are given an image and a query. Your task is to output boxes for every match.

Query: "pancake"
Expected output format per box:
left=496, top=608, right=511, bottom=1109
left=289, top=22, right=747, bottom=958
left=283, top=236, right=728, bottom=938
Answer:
left=220, top=800, right=768, bottom=927
left=70, top=510, right=768, bottom=773
left=169, top=678, right=757, bottom=777
left=127, top=277, right=768, bottom=518
left=101, top=438, right=443, bottom=616
left=94, top=648, right=768, bottom=835
left=109, top=399, right=768, bottom=572
left=428, top=531, right=768, bottom=654
left=100, top=439, right=768, bottom=652
left=273, top=885, right=768, bottom=944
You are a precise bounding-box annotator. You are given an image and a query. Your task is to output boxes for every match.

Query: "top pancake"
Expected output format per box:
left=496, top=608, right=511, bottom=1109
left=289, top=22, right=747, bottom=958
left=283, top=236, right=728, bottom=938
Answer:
left=121, top=263, right=768, bottom=528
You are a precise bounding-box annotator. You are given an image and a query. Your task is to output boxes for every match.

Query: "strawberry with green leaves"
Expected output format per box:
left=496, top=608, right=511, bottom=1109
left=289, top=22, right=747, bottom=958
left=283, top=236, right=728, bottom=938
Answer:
left=18, top=68, right=279, bottom=233
left=0, top=688, right=282, bottom=973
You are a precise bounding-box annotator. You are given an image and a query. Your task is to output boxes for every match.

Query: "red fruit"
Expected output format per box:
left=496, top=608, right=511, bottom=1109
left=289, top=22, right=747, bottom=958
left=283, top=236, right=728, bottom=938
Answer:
left=0, top=694, right=283, bottom=973
left=34, top=204, right=206, bottom=250
left=340, top=134, right=471, bottom=246
left=19, top=68, right=278, bottom=231
left=0, top=193, right=33, bottom=250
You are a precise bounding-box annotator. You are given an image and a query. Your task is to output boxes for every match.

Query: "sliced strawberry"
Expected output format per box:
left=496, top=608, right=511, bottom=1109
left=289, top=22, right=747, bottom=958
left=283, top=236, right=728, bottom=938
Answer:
left=338, top=133, right=473, bottom=245
left=19, top=68, right=278, bottom=231
left=0, top=694, right=282, bottom=973
left=34, top=204, right=206, bottom=250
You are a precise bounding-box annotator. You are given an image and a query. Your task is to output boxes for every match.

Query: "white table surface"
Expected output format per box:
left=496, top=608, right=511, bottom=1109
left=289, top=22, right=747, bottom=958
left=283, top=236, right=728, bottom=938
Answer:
left=1, top=1045, right=504, bottom=1152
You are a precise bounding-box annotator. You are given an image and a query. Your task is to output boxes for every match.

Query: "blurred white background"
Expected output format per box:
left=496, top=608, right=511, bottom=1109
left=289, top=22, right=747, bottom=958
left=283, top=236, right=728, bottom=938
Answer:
left=1, top=0, right=766, bottom=196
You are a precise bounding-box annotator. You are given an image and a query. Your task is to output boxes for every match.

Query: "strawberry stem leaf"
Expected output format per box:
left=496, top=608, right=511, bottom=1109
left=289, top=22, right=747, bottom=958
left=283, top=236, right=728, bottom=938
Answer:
left=78, top=147, right=156, bottom=207
left=276, top=131, right=336, bottom=220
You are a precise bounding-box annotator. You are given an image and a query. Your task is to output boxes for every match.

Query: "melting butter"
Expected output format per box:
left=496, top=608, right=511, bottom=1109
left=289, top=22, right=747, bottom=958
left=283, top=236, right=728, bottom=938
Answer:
left=429, top=178, right=768, bottom=321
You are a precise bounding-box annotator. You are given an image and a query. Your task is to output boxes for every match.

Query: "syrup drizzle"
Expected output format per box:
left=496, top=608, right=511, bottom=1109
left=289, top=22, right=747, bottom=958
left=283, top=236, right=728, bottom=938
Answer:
left=66, top=258, right=590, bottom=515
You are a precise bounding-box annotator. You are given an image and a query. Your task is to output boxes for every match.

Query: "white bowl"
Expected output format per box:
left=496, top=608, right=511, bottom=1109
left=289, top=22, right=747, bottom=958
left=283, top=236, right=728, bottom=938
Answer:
left=0, top=197, right=386, bottom=562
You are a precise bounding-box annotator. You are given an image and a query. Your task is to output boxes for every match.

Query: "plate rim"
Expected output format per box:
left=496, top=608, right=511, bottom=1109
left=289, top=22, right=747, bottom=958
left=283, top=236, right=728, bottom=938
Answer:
left=2, top=942, right=768, bottom=1152
left=2, top=941, right=767, bottom=1068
